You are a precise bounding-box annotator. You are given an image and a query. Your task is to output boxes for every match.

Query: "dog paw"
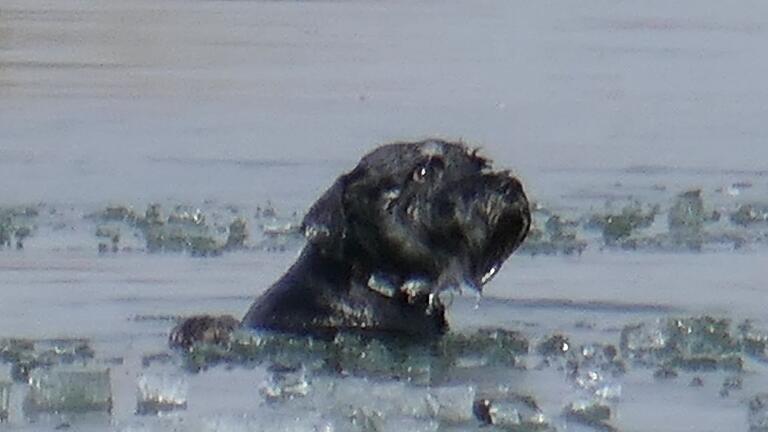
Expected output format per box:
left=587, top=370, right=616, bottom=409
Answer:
left=168, top=314, right=240, bottom=350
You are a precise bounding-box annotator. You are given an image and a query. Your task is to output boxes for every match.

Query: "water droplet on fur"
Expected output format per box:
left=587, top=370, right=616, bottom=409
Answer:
left=367, top=273, right=397, bottom=298
left=381, top=188, right=401, bottom=211
left=480, top=265, right=499, bottom=285
left=401, top=278, right=430, bottom=300
left=381, top=188, right=401, bottom=201
left=304, top=223, right=330, bottom=241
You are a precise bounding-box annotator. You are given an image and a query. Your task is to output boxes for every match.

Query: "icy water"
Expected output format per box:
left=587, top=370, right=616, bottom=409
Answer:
left=2, top=1, right=768, bottom=431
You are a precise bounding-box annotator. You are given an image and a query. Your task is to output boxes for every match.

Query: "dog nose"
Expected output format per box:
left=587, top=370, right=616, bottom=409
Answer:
left=478, top=173, right=526, bottom=207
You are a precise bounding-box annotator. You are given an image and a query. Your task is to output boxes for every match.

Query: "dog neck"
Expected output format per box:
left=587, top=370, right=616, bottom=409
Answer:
left=242, top=245, right=448, bottom=338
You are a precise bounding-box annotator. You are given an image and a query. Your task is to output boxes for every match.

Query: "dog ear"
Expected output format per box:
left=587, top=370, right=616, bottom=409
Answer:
left=302, top=175, right=348, bottom=258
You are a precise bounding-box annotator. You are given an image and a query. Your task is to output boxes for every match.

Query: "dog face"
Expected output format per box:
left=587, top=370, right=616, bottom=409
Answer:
left=303, top=139, right=530, bottom=294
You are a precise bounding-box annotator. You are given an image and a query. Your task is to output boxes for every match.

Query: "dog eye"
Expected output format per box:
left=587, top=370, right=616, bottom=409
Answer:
left=412, top=158, right=444, bottom=183
left=413, top=166, right=429, bottom=182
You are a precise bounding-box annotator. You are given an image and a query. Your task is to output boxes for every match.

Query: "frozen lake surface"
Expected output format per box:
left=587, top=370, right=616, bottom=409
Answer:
left=1, top=0, right=768, bottom=431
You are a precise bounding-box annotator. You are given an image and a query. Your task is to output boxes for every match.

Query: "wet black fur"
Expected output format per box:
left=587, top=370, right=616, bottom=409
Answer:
left=241, top=139, right=530, bottom=338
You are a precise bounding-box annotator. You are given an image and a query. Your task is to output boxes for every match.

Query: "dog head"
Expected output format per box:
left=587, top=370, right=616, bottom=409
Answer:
left=302, top=139, right=530, bottom=295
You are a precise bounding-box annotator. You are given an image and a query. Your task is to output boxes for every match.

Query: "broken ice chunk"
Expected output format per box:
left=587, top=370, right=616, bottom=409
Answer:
left=668, top=189, right=705, bottom=250
left=347, top=408, right=439, bottom=432
left=565, top=343, right=625, bottom=403
left=25, top=367, right=112, bottom=413
left=425, top=385, right=475, bottom=423
left=620, top=322, right=667, bottom=365
left=564, top=400, right=616, bottom=432
left=620, top=317, right=743, bottom=371
left=473, top=392, right=553, bottom=431
left=260, top=365, right=310, bottom=401
left=199, top=411, right=333, bottom=432
left=439, top=328, right=529, bottom=368
left=538, top=334, right=571, bottom=358
left=136, top=371, right=188, bottom=415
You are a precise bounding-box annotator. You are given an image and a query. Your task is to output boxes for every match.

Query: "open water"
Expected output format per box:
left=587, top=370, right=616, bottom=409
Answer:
left=1, top=1, right=768, bottom=431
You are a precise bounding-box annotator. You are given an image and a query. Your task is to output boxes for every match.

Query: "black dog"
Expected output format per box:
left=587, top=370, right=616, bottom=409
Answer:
left=170, top=139, right=530, bottom=348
